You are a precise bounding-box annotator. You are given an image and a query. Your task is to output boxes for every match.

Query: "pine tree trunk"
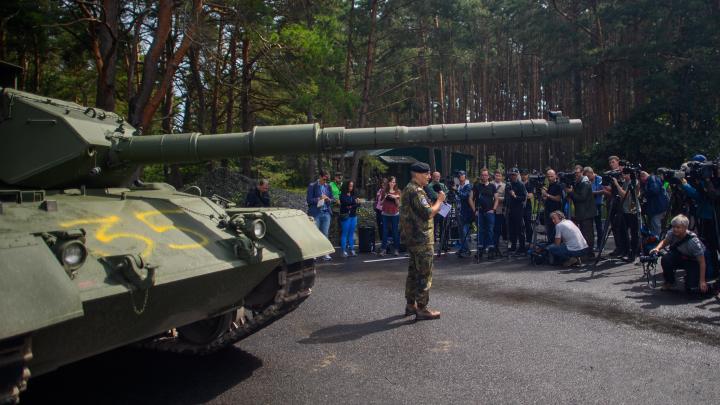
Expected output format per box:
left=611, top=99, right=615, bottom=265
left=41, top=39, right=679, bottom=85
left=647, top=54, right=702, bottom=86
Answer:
left=351, top=0, right=379, bottom=184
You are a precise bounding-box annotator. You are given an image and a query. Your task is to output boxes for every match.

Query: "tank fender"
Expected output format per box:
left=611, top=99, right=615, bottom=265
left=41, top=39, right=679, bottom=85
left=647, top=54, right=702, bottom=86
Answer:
left=0, top=233, right=84, bottom=340
left=227, top=208, right=334, bottom=263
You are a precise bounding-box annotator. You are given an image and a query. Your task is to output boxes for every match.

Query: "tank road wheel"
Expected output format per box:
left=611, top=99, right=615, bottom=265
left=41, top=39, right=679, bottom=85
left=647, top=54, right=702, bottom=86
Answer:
left=177, top=312, right=236, bottom=346
left=137, top=260, right=317, bottom=354
left=0, top=336, right=32, bottom=405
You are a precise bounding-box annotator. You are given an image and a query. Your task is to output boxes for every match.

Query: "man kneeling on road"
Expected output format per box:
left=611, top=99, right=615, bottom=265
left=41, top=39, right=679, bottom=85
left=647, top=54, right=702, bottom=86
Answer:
left=650, top=214, right=712, bottom=293
left=400, top=162, right=446, bottom=320
left=548, top=210, right=589, bottom=267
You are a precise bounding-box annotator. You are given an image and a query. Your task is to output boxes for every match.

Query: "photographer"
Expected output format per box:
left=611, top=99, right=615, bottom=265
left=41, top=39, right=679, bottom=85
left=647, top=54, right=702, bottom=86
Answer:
left=680, top=171, right=720, bottom=272
left=587, top=168, right=604, bottom=250
left=456, top=170, right=474, bottom=258
left=650, top=214, right=711, bottom=293
left=471, top=168, right=498, bottom=259
left=245, top=178, right=271, bottom=207
left=566, top=167, right=595, bottom=255
left=426, top=171, right=448, bottom=242
left=505, top=168, right=528, bottom=255
left=521, top=170, right=534, bottom=246
left=547, top=211, right=590, bottom=267
left=492, top=170, right=508, bottom=252
left=614, top=170, right=640, bottom=262
left=604, top=156, right=628, bottom=257
left=542, top=169, right=564, bottom=241
left=639, top=171, right=669, bottom=237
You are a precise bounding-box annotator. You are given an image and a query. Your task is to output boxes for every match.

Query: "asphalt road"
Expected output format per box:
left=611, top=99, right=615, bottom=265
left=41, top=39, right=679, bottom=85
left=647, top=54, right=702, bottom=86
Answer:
left=23, top=248, right=720, bottom=404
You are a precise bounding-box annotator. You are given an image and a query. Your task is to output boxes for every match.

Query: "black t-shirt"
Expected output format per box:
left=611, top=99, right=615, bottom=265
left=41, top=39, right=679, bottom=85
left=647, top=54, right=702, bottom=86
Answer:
left=544, top=181, right=563, bottom=212
left=473, top=182, right=496, bottom=212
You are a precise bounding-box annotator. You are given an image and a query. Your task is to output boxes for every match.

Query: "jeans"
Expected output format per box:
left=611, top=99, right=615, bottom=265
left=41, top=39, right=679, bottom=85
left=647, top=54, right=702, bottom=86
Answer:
left=477, top=211, right=495, bottom=249
left=648, top=213, right=664, bottom=237
left=340, top=216, right=358, bottom=253
left=314, top=211, right=332, bottom=239
left=547, top=243, right=587, bottom=264
left=382, top=214, right=400, bottom=251
left=594, top=204, right=603, bottom=249
left=375, top=208, right=384, bottom=240
left=458, top=215, right=472, bottom=254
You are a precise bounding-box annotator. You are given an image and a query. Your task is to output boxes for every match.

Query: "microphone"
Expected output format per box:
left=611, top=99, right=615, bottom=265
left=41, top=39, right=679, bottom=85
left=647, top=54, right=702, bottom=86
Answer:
left=432, top=183, right=442, bottom=193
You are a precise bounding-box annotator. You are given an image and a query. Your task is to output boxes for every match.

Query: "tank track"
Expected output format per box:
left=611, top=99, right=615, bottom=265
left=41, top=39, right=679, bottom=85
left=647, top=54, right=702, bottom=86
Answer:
left=137, top=260, right=316, bottom=355
left=0, top=335, right=32, bottom=405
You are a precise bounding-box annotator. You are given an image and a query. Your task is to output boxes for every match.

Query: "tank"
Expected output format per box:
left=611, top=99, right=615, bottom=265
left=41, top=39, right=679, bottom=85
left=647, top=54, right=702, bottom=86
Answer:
left=0, top=85, right=581, bottom=402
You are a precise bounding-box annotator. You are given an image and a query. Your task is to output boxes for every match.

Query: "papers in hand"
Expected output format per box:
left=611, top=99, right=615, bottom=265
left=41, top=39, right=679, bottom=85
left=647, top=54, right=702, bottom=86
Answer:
left=317, top=198, right=325, bottom=208
left=438, top=202, right=451, bottom=218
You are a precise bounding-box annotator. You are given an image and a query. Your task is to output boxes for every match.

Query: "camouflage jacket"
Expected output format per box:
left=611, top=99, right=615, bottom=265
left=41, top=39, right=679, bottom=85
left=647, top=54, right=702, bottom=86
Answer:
left=400, top=180, right=434, bottom=249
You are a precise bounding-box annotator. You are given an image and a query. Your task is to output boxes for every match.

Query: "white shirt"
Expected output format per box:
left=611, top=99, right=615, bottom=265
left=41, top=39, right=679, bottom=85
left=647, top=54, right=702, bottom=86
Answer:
left=555, top=219, right=588, bottom=251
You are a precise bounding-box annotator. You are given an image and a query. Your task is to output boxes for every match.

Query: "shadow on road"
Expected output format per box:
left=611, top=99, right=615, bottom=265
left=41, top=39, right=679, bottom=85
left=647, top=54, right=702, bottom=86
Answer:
left=22, top=346, right=262, bottom=405
left=298, top=314, right=413, bottom=344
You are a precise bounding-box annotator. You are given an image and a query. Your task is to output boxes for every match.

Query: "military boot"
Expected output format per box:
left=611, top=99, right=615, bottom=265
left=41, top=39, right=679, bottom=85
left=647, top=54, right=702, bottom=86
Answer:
left=415, top=306, right=441, bottom=320
left=405, top=303, right=418, bottom=316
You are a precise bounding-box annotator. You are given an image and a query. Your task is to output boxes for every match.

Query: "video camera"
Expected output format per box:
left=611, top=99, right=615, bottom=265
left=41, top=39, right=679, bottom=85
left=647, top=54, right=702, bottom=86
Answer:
left=601, top=170, right=622, bottom=186
left=657, top=167, right=685, bottom=185
left=620, top=160, right=642, bottom=178
left=557, top=171, right=576, bottom=187
left=528, top=174, right=545, bottom=193
left=638, top=252, right=660, bottom=265
left=685, top=160, right=718, bottom=181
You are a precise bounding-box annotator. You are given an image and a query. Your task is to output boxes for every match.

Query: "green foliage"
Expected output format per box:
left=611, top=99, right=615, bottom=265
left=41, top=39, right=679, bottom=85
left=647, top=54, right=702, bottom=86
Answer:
left=2, top=0, right=719, bottom=184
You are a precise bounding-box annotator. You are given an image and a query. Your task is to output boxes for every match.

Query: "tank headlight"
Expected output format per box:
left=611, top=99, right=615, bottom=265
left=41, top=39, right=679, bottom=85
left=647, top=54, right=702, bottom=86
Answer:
left=248, top=219, right=266, bottom=240
left=57, top=240, right=87, bottom=270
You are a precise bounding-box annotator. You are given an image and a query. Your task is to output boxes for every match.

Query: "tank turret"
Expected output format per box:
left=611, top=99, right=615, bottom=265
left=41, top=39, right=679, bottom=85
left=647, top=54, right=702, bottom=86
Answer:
left=1, top=87, right=581, bottom=189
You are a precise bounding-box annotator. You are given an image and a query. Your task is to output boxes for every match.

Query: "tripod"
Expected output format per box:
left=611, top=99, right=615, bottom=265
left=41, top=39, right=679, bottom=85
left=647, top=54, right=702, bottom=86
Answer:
left=437, top=199, right=462, bottom=256
left=594, top=176, right=645, bottom=268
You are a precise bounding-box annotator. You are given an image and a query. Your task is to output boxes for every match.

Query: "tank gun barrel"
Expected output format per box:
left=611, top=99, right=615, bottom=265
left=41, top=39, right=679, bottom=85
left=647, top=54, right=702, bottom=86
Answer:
left=113, top=114, right=582, bottom=164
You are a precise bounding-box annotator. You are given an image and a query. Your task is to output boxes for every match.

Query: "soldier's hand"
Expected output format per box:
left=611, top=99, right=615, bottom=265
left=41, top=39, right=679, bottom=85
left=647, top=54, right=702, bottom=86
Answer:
left=437, top=191, right=446, bottom=203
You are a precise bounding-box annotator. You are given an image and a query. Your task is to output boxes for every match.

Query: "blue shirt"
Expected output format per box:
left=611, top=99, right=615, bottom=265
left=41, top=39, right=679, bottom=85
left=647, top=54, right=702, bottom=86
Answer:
left=683, top=182, right=713, bottom=220
left=591, top=175, right=604, bottom=205
left=306, top=181, right=334, bottom=216
left=457, top=181, right=474, bottom=221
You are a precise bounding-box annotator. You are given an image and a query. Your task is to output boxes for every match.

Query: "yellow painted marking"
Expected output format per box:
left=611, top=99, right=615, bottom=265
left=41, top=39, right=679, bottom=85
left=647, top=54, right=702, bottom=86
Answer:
left=88, top=248, right=111, bottom=258
left=134, top=210, right=209, bottom=250
left=60, top=216, right=154, bottom=257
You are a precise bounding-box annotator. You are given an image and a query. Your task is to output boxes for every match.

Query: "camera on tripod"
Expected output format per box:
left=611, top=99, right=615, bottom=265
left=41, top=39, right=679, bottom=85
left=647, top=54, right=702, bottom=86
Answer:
left=528, top=174, right=545, bottom=193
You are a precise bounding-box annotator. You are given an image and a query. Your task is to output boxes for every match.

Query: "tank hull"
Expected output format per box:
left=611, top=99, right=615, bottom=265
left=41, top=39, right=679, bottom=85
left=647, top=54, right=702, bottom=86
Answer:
left=0, top=187, right=331, bottom=401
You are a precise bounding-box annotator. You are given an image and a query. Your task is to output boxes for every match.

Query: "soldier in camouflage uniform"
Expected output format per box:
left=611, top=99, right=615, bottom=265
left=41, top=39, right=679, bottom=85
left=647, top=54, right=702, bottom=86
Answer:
left=400, top=162, right=446, bottom=320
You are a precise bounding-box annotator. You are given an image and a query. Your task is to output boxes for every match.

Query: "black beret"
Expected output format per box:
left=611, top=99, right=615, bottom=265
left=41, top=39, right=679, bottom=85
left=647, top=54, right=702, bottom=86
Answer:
left=410, top=162, right=431, bottom=173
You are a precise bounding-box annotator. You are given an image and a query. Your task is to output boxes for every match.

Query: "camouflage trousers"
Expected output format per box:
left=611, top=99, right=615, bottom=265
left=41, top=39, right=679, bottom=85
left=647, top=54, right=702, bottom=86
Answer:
left=405, top=245, right=434, bottom=307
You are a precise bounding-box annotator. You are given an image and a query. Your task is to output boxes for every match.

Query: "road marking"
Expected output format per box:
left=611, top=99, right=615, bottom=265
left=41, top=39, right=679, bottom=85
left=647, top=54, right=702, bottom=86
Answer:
left=363, top=256, right=408, bottom=263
